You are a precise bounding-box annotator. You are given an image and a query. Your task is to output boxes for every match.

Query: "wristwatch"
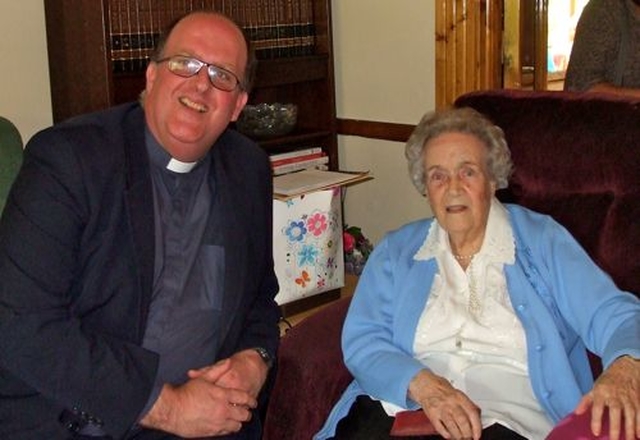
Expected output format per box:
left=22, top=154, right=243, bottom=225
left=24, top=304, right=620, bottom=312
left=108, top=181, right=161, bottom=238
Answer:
left=252, top=347, right=273, bottom=368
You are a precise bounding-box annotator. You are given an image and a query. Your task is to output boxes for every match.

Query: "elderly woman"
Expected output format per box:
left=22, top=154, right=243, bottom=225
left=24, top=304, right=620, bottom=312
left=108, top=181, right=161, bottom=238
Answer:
left=315, top=108, right=640, bottom=440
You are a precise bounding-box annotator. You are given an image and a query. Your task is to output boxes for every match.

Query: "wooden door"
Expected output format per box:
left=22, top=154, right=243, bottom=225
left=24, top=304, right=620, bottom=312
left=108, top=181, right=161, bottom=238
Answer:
left=435, top=0, right=503, bottom=109
left=435, top=0, right=591, bottom=107
left=503, top=0, right=549, bottom=91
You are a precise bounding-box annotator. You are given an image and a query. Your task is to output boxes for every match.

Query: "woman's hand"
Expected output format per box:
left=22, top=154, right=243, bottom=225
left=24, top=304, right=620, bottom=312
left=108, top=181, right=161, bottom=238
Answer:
left=574, top=355, right=640, bottom=440
left=408, top=369, right=482, bottom=440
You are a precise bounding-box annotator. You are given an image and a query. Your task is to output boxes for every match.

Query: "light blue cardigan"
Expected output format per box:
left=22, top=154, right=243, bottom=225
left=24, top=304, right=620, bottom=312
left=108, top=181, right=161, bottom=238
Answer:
left=315, top=204, right=640, bottom=439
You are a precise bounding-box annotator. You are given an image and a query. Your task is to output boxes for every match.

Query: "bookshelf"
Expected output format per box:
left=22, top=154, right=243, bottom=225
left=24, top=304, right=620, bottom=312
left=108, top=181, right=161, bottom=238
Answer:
left=44, top=0, right=340, bottom=315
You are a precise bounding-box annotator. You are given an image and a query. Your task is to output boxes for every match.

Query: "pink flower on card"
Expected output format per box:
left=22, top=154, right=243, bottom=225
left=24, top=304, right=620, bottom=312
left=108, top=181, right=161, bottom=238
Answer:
left=307, top=212, right=328, bottom=236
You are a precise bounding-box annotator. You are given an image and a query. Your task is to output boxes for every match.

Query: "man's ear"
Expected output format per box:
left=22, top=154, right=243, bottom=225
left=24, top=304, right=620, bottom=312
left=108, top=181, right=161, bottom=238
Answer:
left=231, top=91, right=249, bottom=122
left=145, top=62, right=158, bottom=92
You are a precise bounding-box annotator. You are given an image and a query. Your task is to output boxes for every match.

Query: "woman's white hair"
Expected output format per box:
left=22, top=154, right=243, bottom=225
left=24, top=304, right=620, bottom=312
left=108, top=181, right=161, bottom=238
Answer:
left=405, top=107, right=513, bottom=195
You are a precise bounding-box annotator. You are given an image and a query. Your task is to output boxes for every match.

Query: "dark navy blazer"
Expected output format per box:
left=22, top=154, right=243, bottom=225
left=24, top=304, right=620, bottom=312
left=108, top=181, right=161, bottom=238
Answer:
left=0, top=103, right=280, bottom=439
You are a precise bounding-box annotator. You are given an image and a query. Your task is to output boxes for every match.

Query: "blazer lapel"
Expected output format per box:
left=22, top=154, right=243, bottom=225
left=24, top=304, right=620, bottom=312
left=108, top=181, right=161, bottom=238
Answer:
left=122, top=107, right=155, bottom=338
left=204, top=143, right=250, bottom=343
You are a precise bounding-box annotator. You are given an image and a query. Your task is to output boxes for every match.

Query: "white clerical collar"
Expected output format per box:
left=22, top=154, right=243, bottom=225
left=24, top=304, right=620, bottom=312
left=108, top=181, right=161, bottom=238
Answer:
left=166, top=158, right=198, bottom=173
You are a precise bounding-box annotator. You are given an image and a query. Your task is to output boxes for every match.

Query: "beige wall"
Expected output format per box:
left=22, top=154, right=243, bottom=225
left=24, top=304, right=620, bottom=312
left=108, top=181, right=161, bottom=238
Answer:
left=0, top=1, right=52, bottom=144
left=3, top=1, right=435, bottom=244
left=332, top=0, right=435, bottom=243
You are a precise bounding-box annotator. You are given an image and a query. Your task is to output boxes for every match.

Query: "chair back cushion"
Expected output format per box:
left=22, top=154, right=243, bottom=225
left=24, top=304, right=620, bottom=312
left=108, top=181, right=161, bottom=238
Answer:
left=455, top=90, right=640, bottom=297
left=0, top=116, right=23, bottom=214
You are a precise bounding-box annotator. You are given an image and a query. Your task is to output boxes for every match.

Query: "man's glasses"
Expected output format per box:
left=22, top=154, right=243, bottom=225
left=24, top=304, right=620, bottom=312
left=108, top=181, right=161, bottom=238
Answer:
left=156, top=55, right=243, bottom=92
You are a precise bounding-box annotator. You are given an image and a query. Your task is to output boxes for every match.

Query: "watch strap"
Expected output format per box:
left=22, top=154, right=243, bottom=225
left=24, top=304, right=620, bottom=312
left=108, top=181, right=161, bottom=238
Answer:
left=252, top=347, right=273, bottom=368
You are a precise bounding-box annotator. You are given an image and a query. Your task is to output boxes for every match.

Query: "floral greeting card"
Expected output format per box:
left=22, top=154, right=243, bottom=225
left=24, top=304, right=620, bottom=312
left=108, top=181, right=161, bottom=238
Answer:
left=273, top=188, right=344, bottom=304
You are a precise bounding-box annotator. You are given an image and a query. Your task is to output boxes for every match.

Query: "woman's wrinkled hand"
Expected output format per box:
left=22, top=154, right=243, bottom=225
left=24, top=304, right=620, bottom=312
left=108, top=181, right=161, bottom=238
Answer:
left=408, top=369, right=482, bottom=440
left=574, top=355, right=640, bottom=440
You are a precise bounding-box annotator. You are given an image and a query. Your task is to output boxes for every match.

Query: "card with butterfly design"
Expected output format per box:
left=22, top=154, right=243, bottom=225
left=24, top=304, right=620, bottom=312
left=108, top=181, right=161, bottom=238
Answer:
left=273, top=188, right=345, bottom=305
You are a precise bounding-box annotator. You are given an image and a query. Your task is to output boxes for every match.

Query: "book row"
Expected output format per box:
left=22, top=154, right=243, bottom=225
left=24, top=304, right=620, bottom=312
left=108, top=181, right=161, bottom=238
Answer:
left=107, top=0, right=316, bottom=73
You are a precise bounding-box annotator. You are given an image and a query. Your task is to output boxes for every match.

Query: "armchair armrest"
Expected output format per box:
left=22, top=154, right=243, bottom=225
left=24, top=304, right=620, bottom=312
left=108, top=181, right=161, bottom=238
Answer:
left=263, top=296, right=353, bottom=439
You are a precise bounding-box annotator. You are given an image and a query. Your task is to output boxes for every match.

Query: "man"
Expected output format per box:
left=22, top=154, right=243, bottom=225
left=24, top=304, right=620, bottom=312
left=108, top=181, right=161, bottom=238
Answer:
left=564, top=0, right=640, bottom=97
left=0, top=11, right=280, bottom=439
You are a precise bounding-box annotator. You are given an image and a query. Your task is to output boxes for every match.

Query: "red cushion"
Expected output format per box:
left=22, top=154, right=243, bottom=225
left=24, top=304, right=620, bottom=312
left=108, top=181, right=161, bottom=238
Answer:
left=546, top=410, right=610, bottom=440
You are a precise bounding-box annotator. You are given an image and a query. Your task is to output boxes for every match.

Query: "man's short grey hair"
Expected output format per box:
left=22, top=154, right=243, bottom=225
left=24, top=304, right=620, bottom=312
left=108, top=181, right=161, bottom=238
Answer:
left=405, top=107, right=513, bottom=195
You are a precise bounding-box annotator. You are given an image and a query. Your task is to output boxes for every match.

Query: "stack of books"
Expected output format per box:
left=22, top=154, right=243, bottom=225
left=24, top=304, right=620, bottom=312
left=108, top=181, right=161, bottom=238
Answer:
left=107, top=0, right=316, bottom=73
left=269, top=147, right=329, bottom=176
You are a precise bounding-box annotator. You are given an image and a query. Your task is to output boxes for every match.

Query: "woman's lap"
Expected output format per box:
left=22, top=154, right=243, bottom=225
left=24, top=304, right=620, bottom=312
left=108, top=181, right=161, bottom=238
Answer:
left=331, top=395, right=529, bottom=440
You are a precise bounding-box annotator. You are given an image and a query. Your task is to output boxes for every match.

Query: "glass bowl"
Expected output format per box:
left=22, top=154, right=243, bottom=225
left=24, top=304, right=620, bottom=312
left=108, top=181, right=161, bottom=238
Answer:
left=236, top=103, right=298, bottom=138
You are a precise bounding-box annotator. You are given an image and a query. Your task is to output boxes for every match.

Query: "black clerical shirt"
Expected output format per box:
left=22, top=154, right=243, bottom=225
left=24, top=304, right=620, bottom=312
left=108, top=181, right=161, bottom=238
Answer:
left=140, top=129, right=224, bottom=414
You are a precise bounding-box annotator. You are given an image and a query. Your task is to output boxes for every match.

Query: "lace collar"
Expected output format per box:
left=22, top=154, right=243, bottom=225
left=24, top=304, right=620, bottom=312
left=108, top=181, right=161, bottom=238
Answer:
left=414, top=197, right=515, bottom=265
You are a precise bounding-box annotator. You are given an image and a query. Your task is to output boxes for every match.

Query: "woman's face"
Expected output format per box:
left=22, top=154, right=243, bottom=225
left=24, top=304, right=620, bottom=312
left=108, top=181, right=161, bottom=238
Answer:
left=423, top=132, right=496, bottom=239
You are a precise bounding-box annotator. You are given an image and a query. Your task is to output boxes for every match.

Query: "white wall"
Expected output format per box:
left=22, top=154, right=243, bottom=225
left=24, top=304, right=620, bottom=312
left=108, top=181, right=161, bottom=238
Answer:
left=2, top=1, right=435, bottom=244
left=332, top=0, right=435, bottom=243
left=0, top=1, right=52, bottom=144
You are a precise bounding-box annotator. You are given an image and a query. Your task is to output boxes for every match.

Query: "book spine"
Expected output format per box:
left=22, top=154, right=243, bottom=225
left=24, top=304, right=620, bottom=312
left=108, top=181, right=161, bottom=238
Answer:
left=109, top=0, right=179, bottom=73
left=269, top=146, right=323, bottom=162
left=273, top=155, right=329, bottom=175
left=270, top=151, right=325, bottom=167
left=299, top=0, right=315, bottom=56
left=245, top=0, right=257, bottom=46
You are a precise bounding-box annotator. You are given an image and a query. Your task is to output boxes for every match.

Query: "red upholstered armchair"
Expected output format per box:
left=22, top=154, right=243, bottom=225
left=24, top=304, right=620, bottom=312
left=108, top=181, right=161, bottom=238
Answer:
left=455, top=89, right=640, bottom=297
left=262, top=90, right=640, bottom=439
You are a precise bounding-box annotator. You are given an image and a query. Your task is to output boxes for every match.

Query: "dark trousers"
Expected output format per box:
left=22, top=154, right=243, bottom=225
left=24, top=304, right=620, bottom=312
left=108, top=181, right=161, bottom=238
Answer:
left=332, top=395, right=529, bottom=440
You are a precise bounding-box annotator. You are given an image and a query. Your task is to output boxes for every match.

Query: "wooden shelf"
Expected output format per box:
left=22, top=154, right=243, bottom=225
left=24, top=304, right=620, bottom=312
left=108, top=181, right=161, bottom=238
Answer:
left=256, top=129, right=334, bottom=149
left=253, top=55, right=329, bottom=88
